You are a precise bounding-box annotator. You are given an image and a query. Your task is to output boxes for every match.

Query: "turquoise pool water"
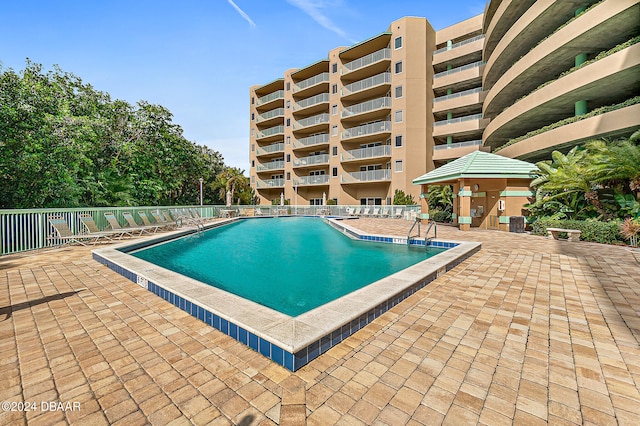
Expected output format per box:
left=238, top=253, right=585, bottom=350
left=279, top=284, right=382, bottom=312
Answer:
left=130, top=217, right=446, bottom=316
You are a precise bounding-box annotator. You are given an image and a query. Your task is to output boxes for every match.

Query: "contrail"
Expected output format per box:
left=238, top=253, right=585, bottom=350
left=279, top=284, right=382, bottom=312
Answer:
left=227, top=0, right=256, bottom=27
left=286, top=0, right=354, bottom=42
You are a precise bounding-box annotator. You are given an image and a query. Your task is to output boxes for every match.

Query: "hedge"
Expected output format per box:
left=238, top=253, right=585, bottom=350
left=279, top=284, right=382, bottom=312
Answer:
left=531, top=218, right=624, bottom=244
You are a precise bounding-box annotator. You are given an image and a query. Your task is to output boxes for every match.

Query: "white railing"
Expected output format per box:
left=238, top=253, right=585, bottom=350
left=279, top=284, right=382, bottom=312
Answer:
left=294, top=93, right=330, bottom=111
left=341, top=145, right=391, bottom=161
left=433, top=34, right=485, bottom=55
left=256, top=178, right=285, bottom=189
left=293, top=133, right=330, bottom=149
left=341, top=121, right=391, bottom=140
left=257, top=108, right=285, bottom=122
left=257, top=90, right=285, bottom=105
left=433, top=87, right=483, bottom=103
left=434, top=114, right=483, bottom=127
left=256, top=160, right=285, bottom=171
left=433, top=140, right=482, bottom=150
left=342, top=48, right=391, bottom=73
left=293, top=154, right=330, bottom=167
left=342, top=72, right=391, bottom=96
left=434, top=61, right=486, bottom=79
left=293, top=113, right=330, bottom=130
left=293, top=73, right=330, bottom=92
left=341, top=97, right=391, bottom=118
left=256, top=125, right=285, bottom=138
left=256, top=143, right=285, bottom=156
left=341, top=169, right=391, bottom=183
left=293, top=175, right=330, bottom=186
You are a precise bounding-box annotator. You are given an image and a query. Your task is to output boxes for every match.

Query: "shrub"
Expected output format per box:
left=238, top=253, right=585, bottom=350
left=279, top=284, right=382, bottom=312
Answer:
left=431, top=209, right=452, bottom=223
left=531, top=218, right=624, bottom=244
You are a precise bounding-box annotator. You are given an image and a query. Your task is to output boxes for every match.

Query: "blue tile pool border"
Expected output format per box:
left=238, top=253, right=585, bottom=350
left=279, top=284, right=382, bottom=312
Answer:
left=93, top=217, right=480, bottom=371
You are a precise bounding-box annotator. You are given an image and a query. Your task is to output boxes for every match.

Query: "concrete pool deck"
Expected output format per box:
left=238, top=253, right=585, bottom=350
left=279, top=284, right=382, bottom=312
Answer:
left=1, top=218, right=639, bottom=425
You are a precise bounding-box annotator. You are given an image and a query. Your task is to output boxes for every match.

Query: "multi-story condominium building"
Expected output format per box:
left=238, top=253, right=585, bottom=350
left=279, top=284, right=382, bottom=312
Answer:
left=249, top=0, right=639, bottom=206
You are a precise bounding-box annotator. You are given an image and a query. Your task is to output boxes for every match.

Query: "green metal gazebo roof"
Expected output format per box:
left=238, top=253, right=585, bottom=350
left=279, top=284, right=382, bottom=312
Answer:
left=412, top=151, right=537, bottom=185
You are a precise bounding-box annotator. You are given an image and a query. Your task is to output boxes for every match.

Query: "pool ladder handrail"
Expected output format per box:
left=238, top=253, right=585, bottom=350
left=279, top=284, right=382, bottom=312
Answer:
left=407, top=217, right=421, bottom=246
left=425, top=220, right=437, bottom=244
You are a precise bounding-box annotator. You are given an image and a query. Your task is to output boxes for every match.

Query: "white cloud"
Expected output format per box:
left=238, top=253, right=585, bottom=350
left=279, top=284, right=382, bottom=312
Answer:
left=286, top=0, right=355, bottom=42
left=227, top=0, right=256, bottom=27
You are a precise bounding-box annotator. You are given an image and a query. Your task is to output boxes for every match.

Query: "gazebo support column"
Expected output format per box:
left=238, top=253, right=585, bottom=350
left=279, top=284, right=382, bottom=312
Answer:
left=458, top=180, right=472, bottom=231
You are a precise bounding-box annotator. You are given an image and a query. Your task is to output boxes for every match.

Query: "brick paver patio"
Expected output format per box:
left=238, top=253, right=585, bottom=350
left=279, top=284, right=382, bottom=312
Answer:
left=1, top=218, right=639, bottom=425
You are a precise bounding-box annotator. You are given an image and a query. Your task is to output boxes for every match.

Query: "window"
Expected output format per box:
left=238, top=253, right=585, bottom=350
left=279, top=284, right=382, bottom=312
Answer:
left=251, top=113, right=255, bottom=121
left=286, top=172, right=291, bottom=180
left=251, top=129, right=255, bottom=137
left=251, top=97, right=255, bottom=105
left=251, top=175, right=255, bottom=183
left=394, top=36, right=402, bottom=49
left=251, top=160, right=255, bottom=167
left=395, top=85, right=403, bottom=98
left=332, top=104, right=338, bottom=115
left=286, top=82, right=290, bottom=91
left=286, top=154, right=290, bottom=162
left=251, top=144, right=255, bottom=151
left=332, top=167, right=338, bottom=177
left=286, top=136, right=291, bottom=145
left=395, top=135, right=403, bottom=147
left=395, top=160, right=403, bottom=172
left=361, top=198, right=382, bottom=205
left=332, top=63, right=338, bottom=73
left=310, top=198, right=323, bottom=206
left=395, top=110, right=403, bottom=123
left=332, top=84, right=338, bottom=94
left=395, top=61, right=403, bottom=74
left=332, top=125, right=338, bottom=136
left=286, top=118, right=291, bottom=127
left=286, top=100, right=290, bottom=109
left=332, top=146, right=338, bottom=156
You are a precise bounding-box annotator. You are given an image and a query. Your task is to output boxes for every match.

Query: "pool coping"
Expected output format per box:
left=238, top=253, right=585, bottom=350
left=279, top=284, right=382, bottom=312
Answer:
left=92, top=217, right=481, bottom=371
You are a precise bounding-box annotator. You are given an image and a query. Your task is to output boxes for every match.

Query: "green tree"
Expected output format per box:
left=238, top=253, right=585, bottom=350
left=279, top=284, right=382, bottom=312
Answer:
left=392, top=189, right=416, bottom=205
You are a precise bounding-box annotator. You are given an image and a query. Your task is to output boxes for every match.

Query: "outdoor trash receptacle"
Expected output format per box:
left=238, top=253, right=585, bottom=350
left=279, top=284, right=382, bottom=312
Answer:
left=509, top=216, right=525, bottom=233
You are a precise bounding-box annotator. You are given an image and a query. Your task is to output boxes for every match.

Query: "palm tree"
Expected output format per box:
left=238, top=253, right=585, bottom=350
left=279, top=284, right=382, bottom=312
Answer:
left=584, top=131, right=640, bottom=194
left=213, top=167, right=249, bottom=205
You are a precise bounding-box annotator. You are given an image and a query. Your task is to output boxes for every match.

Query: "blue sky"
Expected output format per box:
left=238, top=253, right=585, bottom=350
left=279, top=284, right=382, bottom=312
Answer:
left=1, top=0, right=485, bottom=172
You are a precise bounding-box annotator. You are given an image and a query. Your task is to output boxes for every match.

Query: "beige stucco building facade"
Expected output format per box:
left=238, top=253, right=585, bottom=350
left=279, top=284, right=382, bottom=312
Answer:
left=249, top=0, right=640, bottom=206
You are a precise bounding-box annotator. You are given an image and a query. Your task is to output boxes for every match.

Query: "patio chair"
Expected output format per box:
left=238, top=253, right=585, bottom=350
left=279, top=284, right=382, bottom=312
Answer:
left=393, top=208, right=404, bottom=219
left=353, top=207, right=362, bottom=216
left=138, top=211, right=166, bottom=232
left=345, top=207, right=354, bottom=216
left=361, top=207, right=370, bottom=217
left=188, top=208, right=215, bottom=223
left=122, top=212, right=159, bottom=235
left=79, top=213, right=129, bottom=240
left=151, top=211, right=177, bottom=229
left=103, top=212, right=136, bottom=238
left=381, top=207, right=390, bottom=217
left=48, top=215, right=112, bottom=246
left=371, top=207, right=380, bottom=217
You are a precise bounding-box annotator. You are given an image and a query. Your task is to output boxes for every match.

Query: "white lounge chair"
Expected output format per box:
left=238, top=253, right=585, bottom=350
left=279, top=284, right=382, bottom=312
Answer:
left=361, top=207, right=370, bottom=217
left=393, top=208, right=404, bottom=219
left=381, top=207, right=390, bottom=217
left=49, top=215, right=113, bottom=246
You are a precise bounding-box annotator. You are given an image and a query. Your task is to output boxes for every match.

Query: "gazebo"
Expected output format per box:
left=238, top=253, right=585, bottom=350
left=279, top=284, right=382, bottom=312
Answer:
left=412, top=151, right=537, bottom=231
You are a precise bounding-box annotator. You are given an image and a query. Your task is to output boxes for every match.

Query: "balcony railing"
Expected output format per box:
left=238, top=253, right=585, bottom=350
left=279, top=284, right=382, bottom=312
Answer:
left=434, top=114, right=483, bottom=127
left=433, top=87, right=483, bottom=103
left=256, top=160, right=285, bottom=172
left=341, top=169, right=391, bottom=183
left=293, top=133, right=330, bottom=149
left=341, top=145, right=391, bottom=161
left=293, top=93, right=330, bottom=111
left=256, top=178, right=285, bottom=189
left=342, top=72, right=391, bottom=96
left=293, top=73, right=330, bottom=92
left=433, top=140, right=482, bottom=150
left=256, top=125, right=285, bottom=138
left=293, top=113, right=330, bottom=130
left=342, top=121, right=391, bottom=140
left=256, top=143, right=284, bottom=156
left=256, top=108, right=285, bottom=122
left=433, top=34, right=485, bottom=55
left=293, top=154, right=330, bottom=167
left=257, top=90, right=285, bottom=105
left=342, top=48, right=391, bottom=74
left=341, top=97, right=391, bottom=118
left=434, top=61, right=485, bottom=79
left=293, top=175, right=330, bottom=186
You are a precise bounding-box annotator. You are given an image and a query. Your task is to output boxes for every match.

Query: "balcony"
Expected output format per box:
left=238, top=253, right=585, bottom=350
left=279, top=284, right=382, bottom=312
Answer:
left=256, top=108, right=285, bottom=126
left=341, top=72, right=391, bottom=102
left=293, top=93, right=330, bottom=114
left=341, top=121, right=391, bottom=143
left=432, top=35, right=484, bottom=68
left=255, top=142, right=284, bottom=157
left=256, top=178, right=285, bottom=189
left=340, top=169, right=391, bottom=184
left=293, top=154, right=330, bottom=168
left=433, top=114, right=488, bottom=138
left=293, top=175, right=330, bottom=186
left=432, top=88, right=485, bottom=115
left=434, top=35, right=485, bottom=55
left=256, top=125, right=285, bottom=141
left=432, top=61, right=485, bottom=91
left=256, top=160, right=285, bottom=172
left=341, top=145, right=391, bottom=163
left=256, top=90, right=285, bottom=109
left=293, top=113, right=330, bottom=132
left=292, top=133, right=330, bottom=150
left=341, top=48, right=391, bottom=80
left=293, top=73, right=330, bottom=97
left=432, top=140, right=482, bottom=161
left=341, top=97, right=391, bottom=122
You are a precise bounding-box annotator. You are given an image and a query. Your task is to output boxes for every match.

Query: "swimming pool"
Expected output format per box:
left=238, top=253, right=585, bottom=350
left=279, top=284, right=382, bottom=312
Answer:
left=130, top=218, right=447, bottom=316
left=93, top=217, right=481, bottom=371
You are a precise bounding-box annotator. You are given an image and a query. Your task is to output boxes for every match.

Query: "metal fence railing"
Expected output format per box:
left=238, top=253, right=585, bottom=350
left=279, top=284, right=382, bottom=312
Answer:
left=1, top=204, right=421, bottom=255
